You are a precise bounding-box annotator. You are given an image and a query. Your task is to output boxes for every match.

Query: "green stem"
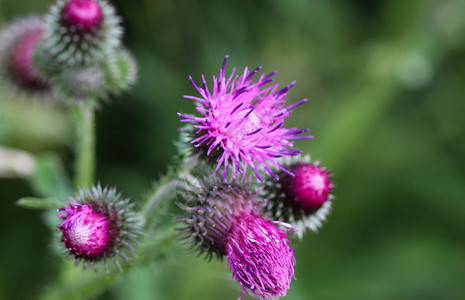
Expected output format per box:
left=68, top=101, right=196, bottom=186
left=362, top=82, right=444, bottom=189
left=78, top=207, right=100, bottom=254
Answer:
left=140, top=154, right=197, bottom=224
left=72, top=102, right=96, bottom=189
left=38, top=226, right=179, bottom=300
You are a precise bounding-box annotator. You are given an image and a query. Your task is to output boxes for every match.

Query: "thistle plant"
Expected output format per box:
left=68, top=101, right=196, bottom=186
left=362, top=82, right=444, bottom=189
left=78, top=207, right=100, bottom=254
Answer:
left=2, top=0, right=337, bottom=299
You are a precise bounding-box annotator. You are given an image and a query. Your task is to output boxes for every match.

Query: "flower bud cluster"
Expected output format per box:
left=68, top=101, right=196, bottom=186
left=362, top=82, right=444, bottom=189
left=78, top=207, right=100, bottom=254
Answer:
left=0, top=0, right=137, bottom=103
left=176, top=57, right=335, bottom=299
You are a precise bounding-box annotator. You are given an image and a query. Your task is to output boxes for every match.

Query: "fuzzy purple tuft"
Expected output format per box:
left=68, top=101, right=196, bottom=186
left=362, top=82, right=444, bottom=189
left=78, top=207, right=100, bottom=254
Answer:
left=179, top=56, right=312, bottom=182
left=58, top=202, right=113, bottom=259
left=226, top=213, right=296, bottom=300
left=62, top=0, right=103, bottom=32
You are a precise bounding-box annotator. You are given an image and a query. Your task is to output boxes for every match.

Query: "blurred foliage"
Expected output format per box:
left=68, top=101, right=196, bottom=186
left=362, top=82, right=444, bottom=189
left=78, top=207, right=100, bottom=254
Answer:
left=1, top=0, right=464, bottom=299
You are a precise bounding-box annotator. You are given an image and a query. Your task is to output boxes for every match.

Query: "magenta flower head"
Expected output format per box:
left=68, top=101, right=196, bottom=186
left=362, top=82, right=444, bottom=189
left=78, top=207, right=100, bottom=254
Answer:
left=37, top=0, right=122, bottom=67
left=179, top=56, right=312, bottom=182
left=177, top=176, right=295, bottom=299
left=0, top=16, right=51, bottom=96
left=57, top=185, right=141, bottom=271
left=264, top=155, right=334, bottom=238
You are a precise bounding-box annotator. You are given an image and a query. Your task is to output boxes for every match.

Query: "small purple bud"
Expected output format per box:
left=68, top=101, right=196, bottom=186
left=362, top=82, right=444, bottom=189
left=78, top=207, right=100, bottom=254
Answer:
left=264, top=156, right=335, bottom=237
left=8, top=28, right=49, bottom=91
left=58, top=203, right=113, bottom=259
left=281, top=162, right=333, bottom=214
left=57, top=185, right=141, bottom=271
left=62, top=0, right=103, bottom=32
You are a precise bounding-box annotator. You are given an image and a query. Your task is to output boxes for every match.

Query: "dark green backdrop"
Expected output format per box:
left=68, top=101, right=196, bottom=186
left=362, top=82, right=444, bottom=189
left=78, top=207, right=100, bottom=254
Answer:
left=0, top=0, right=464, bottom=299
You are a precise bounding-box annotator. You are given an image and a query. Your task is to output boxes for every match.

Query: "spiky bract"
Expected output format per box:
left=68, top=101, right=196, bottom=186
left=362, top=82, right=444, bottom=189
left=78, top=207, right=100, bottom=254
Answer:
left=176, top=176, right=260, bottom=260
left=57, top=185, right=141, bottom=272
left=103, top=47, right=138, bottom=94
left=179, top=56, right=312, bottom=182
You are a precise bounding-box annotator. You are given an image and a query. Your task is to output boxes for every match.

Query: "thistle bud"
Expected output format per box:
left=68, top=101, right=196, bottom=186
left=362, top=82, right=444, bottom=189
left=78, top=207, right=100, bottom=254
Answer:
left=38, top=0, right=122, bottom=67
left=57, top=185, right=141, bottom=271
left=264, top=155, right=334, bottom=238
left=177, top=176, right=295, bottom=299
left=0, top=16, right=51, bottom=97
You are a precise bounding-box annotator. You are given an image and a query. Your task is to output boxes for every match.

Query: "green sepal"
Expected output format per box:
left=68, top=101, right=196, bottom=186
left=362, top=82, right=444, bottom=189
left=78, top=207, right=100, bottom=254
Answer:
left=16, top=197, right=61, bottom=210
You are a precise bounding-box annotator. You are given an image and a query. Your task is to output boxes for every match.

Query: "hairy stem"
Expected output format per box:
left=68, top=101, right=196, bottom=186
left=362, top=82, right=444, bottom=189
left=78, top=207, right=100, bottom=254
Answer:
left=139, top=154, right=197, bottom=225
left=72, top=102, right=96, bottom=189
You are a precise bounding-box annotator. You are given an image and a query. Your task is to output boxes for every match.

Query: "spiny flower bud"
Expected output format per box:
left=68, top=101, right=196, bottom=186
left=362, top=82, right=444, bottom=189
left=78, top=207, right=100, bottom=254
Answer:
left=177, top=176, right=295, bottom=299
left=103, top=47, right=138, bottom=94
left=37, top=0, right=122, bottom=67
left=57, top=185, right=141, bottom=271
left=178, top=55, right=312, bottom=182
left=264, top=155, right=334, bottom=238
left=0, top=16, right=51, bottom=97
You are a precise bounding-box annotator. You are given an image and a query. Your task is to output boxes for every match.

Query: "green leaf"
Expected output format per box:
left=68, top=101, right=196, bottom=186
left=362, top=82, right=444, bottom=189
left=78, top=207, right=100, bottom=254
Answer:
left=16, top=197, right=61, bottom=210
left=28, top=153, right=72, bottom=199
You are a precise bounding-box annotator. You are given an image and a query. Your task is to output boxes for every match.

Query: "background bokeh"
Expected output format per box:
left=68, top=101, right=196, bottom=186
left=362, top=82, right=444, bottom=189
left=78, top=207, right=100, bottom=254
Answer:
left=1, top=0, right=464, bottom=299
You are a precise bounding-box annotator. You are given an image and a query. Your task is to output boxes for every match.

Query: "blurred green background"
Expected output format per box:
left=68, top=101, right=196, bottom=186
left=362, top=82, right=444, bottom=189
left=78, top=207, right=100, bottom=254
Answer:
left=1, top=0, right=464, bottom=299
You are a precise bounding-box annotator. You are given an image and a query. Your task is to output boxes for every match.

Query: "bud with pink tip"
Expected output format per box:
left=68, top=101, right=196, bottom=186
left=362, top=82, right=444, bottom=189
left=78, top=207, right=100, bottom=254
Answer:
left=264, top=155, right=334, bottom=238
left=37, top=0, right=122, bottom=67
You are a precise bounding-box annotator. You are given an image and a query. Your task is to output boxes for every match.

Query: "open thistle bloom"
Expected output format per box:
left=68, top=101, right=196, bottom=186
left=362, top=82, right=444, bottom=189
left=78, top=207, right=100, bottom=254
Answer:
left=57, top=185, right=141, bottom=271
left=179, top=56, right=312, bottom=182
left=0, top=16, right=51, bottom=96
left=177, top=176, right=295, bottom=299
left=264, top=155, right=334, bottom=238
left=36, top=0, right=122, bottom=68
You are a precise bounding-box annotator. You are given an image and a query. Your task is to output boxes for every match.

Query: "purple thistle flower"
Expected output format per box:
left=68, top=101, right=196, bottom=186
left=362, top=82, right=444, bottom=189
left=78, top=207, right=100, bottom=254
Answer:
left=227, top=213, right=295, bottom=300
left=264, top=155, right=334, bottom=238
left=58, top=202, right=113, bottom=259
left=57, top=185, right=141, bottom=271
left=179, top=56, right=312, bottom=182
left=176, top=176, right=296, bottom=299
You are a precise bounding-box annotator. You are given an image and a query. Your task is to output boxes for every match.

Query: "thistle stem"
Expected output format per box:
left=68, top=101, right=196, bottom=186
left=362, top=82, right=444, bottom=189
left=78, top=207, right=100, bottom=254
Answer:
left=72, top=102, right=96, bottom=189
left=139, top=154, right=197, bottom=224
left=38, top=225, right=179, bottom=300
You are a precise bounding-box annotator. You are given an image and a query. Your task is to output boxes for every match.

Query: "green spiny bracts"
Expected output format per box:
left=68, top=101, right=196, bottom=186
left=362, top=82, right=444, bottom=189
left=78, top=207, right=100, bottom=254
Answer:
left=103, top=47, right=138, bottom=95
left=175, top=175, right=263, bottom=261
